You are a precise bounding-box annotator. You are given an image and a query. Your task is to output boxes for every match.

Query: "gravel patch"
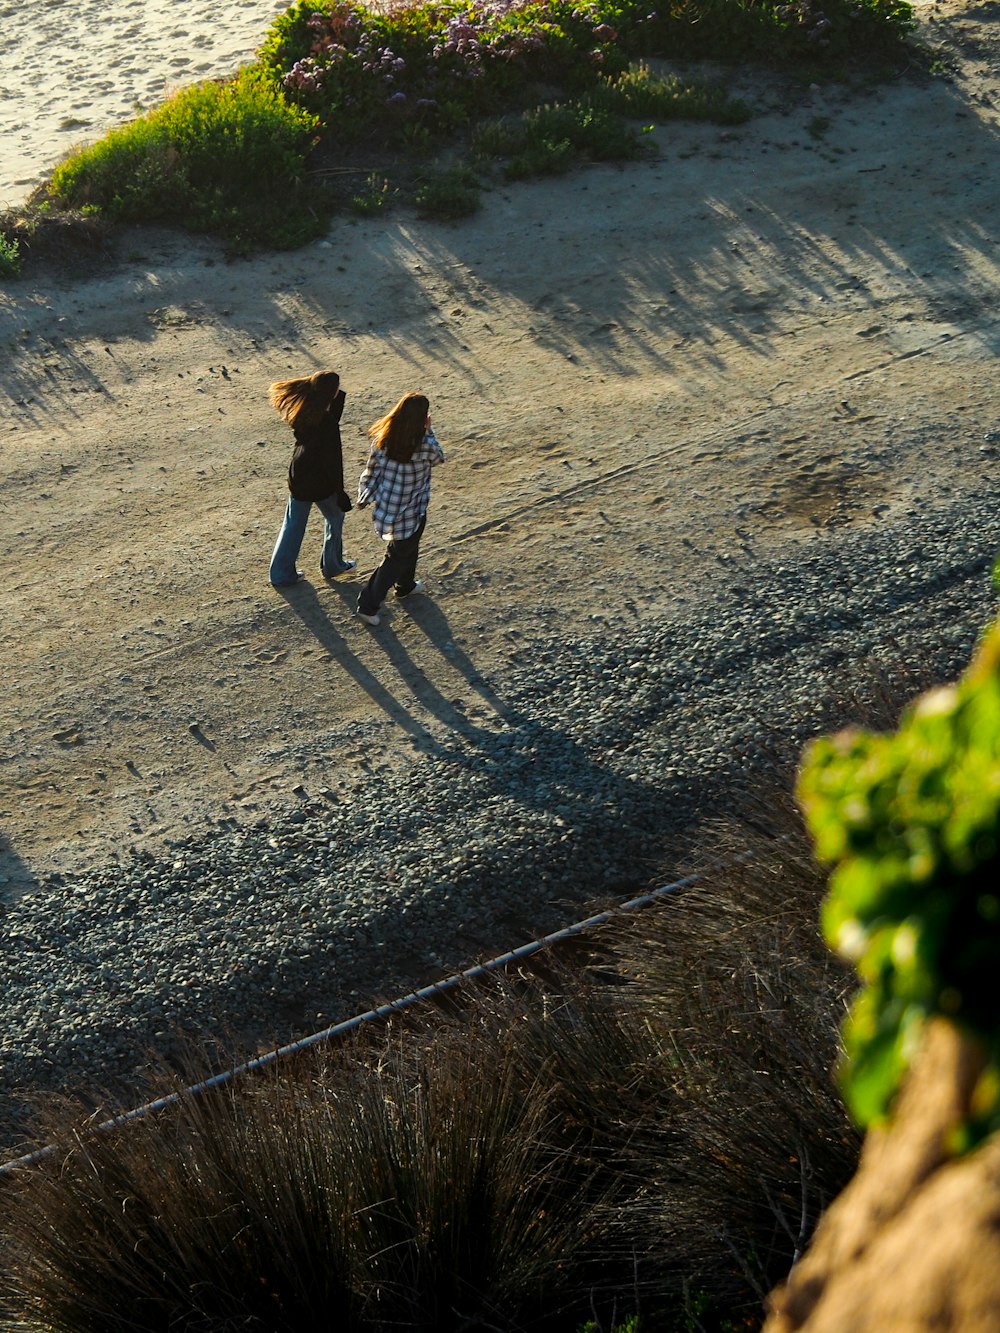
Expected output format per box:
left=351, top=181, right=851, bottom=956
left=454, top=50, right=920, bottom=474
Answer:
left=2, top=483, right=999, bottom=1153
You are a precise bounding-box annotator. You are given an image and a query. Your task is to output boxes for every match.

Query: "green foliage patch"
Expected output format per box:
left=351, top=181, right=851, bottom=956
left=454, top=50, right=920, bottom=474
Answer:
left=413, top=166, right=481, bottom=217
left=27, top=0, right=912, bottom=255
left=47, top=69, right=324, bottom=252
left=350, top=172, right=394, bottom=214
left=799, top=616, right=1000, bottom=1143
left=471, top=65, right=750, bottom=178
left=474, top=99, right=649, bottom=178
left=262, top=0, right=914, bottom=143
left=589, top=64, right=752, bottom=125
left=0, top=230, right=21, bottom=279
left=0, top=203, right=114, bottom=274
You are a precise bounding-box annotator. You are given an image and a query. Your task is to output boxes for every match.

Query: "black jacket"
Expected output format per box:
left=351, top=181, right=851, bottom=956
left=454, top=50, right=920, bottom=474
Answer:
left=287, top=393, right=350, bottom=506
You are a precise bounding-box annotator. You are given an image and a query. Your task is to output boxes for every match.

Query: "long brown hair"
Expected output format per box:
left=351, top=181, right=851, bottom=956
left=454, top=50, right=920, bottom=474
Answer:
left=368, top=392, right=430, bottom=463
left=269, top=370, right=340, bottom=430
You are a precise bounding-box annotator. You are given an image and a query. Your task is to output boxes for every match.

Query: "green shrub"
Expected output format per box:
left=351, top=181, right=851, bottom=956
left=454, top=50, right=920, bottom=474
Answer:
left=533, top=101, right=647, bottom=160
left=13, top=0, right=914, bottom=259
left=0, top=231, right=21, bottom=278
left=633, top=0, right=914, bottom=64
left=591, top=63, right=751, bottom=125
left=351, top=172, right=394, bottom=214
left=260, top=0, right=914, bottom=144
left=47, top=69, right=323, bottom=250
left=0, top=205, right=113, bottom=274
left=578, top=1317, right=641, bottom=1333
left=413, top=167, right=481, bottom=218
left=505, top=138, right=577, bottom=178
left=474, top=98, right=648, bottom=178
left=471, top=64, right=750, bottom=181
left=258, top=0, right=624, bottom=137
left=799, top=615, right=1000, bottom=1143
left=255, top=0, right=914, bottom=182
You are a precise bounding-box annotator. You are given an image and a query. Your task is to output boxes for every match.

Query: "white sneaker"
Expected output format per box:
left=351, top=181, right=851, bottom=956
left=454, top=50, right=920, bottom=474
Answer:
left=322, top=559, right=357, bottom=579
left=356, top=608, right=381, bottom=626
left=396, top=580, right=425, bottom=599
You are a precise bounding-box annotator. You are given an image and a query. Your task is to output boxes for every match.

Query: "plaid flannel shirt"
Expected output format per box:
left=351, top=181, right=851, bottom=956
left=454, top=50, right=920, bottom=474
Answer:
left=357, top=428, right=445, bottom=540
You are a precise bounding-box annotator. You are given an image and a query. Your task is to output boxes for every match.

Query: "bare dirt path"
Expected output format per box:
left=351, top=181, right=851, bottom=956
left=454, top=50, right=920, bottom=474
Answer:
left=1, top=0, right=998, bottom=897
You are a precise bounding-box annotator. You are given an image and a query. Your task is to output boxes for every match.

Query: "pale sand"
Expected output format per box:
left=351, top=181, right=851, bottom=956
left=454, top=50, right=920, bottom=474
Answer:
left=0, top=0, right=998, bottom=895
left=0, top=0, right=287, bottom=207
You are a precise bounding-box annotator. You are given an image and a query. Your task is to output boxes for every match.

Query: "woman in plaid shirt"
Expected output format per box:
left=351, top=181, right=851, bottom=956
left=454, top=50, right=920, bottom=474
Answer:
left=355, top=392, right=445, bottom=626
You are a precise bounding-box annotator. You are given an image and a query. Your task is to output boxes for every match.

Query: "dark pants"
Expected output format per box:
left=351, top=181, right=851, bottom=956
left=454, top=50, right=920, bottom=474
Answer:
left=358, top=518, right=425, bottom=614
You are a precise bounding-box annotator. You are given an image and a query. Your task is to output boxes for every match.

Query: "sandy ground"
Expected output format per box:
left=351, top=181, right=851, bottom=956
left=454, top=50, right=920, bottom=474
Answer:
left=1, top=0, right=999, bottom=900
left=0, top=0, right=288, bottom=208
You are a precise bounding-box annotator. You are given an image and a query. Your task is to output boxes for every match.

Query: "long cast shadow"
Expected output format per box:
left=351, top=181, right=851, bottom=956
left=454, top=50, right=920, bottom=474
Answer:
left=333, top=586, right=660, bottom=825
left=315, top=581, right=503, bottom=751
left=275, top=583, right=444, bottom=756
left=0, top=831, right=39, bottom=904
left=394, top=597, right=514, bottom=724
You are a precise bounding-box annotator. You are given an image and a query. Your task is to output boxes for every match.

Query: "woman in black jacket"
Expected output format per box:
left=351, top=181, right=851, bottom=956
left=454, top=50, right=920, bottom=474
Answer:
left=268, top=370, right=357, bottom=588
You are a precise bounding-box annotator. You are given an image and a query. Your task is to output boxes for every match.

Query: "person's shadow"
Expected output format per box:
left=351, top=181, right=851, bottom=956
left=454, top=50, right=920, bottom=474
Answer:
left=274, top=580, right=673, bottom=940
left=0, top=831, right=39, bottom=905
left=392, top=597, right=514, bottom=726
left=296, top=584, right=656, bottom=828
left=275, top=582, right=447, bottom=757
left=276, top=580, right=529, bottom=755
left=363, top=593, right=514, bottom=744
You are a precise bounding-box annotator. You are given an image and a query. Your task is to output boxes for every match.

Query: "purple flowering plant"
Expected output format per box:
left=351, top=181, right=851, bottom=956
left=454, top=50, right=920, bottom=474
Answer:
left=259, top=0, right=912, bottom=144
left=259, top=0, right=645, bottom=133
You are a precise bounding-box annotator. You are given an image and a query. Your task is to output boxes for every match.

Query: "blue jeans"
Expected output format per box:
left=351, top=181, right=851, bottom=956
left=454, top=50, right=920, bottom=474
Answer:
left=269, top=495, right=351, bottom=587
